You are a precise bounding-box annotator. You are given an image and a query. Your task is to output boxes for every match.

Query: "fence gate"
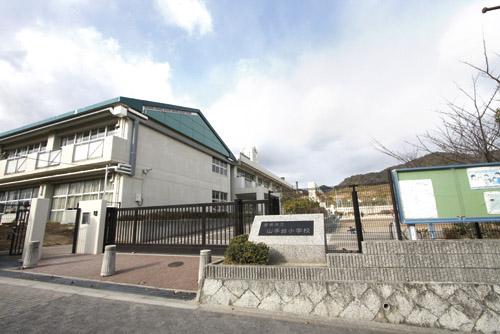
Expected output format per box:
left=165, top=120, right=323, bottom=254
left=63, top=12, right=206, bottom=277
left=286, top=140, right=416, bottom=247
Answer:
left=8, top=204, right=31, bottom=255
left=103, top=199, right=274, bottom=254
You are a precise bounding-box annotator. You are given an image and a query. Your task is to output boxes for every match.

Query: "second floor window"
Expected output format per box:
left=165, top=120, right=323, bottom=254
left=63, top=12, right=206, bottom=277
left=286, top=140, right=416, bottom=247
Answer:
left=6, top=141, right=47, bottom=158
left=212, top=158, right=228, bottom=176
left=60, top=124, right=117, bottom=147
left=237, top=169, right=255, bottom=182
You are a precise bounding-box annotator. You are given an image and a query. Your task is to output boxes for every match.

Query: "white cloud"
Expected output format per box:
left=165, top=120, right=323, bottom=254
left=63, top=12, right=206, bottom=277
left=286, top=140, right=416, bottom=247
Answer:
left=206, top=1, right=500, bottom=186
left=154, top=0, right=212, bottom=35
left=0, top=25, right=188, bottom=131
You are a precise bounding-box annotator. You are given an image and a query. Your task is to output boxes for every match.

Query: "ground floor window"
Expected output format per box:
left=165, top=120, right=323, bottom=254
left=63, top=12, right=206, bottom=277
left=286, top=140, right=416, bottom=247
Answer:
left=50, top=178, right=113, bottom=222
left=0, top=187, right=39, bottom=214
left=212, top=190, right=228, bottom=203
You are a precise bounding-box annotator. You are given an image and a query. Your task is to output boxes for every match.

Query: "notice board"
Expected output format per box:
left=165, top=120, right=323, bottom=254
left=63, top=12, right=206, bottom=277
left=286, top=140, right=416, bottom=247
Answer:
left=391, top=162, right=500, bottom=224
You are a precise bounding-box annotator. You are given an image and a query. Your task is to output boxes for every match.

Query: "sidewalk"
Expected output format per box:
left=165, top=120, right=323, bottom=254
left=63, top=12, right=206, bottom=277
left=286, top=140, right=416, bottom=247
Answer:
left=0, top=276, right=453, bottom=334
left=0, top=245, right=216, bottom=294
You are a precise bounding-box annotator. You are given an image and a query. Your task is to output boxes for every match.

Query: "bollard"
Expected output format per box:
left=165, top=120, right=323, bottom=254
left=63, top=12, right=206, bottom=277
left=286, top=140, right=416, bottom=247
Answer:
left=101, top=245, right=116, bottom=277
left=23, top=241, right=40, bottom=269
left=198, top=249, right=212, bottom=284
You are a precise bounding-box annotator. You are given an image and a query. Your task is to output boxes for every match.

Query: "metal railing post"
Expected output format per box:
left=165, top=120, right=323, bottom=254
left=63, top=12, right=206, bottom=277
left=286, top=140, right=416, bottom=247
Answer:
left=351, top=185, right=364, bottom=253
left=133, top=208, right=138, bottom=244
left=474, top=222, right=482, bottom=239
left=72, top=208, right=81, bottom=254
left=235, top=199, right=244, bottom=236
left=202, top=205, right=207, bottom=245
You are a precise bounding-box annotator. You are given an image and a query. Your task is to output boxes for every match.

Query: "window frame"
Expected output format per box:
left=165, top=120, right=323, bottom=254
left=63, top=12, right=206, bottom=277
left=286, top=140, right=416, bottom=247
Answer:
left=211, top=157, right=228, bottom=176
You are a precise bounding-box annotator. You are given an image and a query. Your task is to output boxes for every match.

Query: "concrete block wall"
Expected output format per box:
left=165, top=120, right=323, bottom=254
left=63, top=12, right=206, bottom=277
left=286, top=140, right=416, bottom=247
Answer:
left=362, top=240, right=500, bottom=255
left=326, top=240, right=500, bottom=284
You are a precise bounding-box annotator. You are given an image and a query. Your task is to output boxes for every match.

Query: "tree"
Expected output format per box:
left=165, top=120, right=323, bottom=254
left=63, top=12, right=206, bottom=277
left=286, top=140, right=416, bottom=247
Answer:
left=376, top=41, right=500, bottom=164
left=282, top=197, right=325, bottom=214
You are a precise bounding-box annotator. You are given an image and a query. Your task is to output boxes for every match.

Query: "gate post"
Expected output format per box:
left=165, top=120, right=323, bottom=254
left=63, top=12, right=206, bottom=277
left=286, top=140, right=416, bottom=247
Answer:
left=388, top=170, right=403, bottom=240
left=22, top=199, right=49, bottom=261
left=235, top=199, right=244, bottom=236
left=72, top=208, right=81, bottom=254
left=102, top=207, right=117, bottom=252
left=266, top=191, right=272, bottom=215
left=351, top=185, right=364, bottom=253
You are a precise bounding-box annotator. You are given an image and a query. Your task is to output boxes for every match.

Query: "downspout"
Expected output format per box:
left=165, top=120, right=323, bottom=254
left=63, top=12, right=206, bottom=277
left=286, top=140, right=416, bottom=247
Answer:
left=129, top=118, right=139, bottom=176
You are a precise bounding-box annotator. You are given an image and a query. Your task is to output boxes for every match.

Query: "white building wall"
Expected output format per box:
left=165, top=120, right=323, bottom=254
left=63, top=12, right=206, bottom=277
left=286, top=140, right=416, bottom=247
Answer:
left=120, top=124, right=231, bottom=207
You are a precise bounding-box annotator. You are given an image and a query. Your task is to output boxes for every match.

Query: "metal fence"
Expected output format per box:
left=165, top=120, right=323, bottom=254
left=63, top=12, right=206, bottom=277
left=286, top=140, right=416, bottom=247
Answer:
left=324, top=182, right=500, bottom=252
left=7, top=203, right=31, bottom=255
left=104, top=198, right=278, bottom=253
left=410, top=222, right=500, bottom=240
left=325, top=183, right=397, bottom=252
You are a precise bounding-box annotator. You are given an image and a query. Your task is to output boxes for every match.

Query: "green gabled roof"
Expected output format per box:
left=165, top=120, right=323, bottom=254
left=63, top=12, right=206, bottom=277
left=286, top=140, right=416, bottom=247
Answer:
left=0, top=97, right=235, bottom=160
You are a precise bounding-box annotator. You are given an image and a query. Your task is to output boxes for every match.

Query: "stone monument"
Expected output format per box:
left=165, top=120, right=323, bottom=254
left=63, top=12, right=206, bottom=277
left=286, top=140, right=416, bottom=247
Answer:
left=248, top=213, right=326, bottom=264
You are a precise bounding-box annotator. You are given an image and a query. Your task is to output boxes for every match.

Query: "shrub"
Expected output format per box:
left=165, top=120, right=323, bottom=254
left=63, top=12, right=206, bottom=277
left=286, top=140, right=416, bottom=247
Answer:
left=224, top=234, right=270, bottom=265
left=443, top=224, right=475, bottom=239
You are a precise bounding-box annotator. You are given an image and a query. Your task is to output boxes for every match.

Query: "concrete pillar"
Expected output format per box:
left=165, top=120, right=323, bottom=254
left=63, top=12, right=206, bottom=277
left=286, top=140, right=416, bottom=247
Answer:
left=76, top=200, right=107, bottom=254
left=408, top=225, right=417, bottom=240
left=198, top=249, right=212, bottom=285
left=23, top=198, right=50, bottom=262
left=101, top=245, right=116, bottom=276
left=23, top=241, right=41, bottom=268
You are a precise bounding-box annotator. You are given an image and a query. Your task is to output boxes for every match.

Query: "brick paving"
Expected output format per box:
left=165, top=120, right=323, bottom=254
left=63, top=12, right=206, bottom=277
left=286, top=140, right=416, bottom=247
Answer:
left=20, top=245, right=211, bottom=291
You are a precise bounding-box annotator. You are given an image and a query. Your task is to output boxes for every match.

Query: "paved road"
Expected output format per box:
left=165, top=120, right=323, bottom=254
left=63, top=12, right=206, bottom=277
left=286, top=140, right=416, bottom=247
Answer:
left=0, top=279, right=446, bottom=334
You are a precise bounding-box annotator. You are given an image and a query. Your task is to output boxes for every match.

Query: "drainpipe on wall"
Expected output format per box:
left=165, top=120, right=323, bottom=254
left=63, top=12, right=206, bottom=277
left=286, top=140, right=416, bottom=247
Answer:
left=129, top=118, right=139, bottom=177
left=102, top=164, right=108, bottom=200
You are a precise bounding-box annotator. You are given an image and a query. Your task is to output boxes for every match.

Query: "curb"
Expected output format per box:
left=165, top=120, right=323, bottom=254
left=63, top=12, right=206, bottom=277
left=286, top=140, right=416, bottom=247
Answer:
left=0, top=269, right=197, bottom=301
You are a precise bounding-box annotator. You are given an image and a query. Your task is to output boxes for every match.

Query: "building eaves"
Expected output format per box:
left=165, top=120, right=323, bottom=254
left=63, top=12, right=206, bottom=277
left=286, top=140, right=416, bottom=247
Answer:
left=0, top=96, right=236, bottom=160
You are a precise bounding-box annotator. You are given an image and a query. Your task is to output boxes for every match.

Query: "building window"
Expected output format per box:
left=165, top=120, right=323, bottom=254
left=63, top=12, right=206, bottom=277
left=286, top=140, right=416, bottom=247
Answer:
left=212, top=190, right=228, bottom=203
left=237, top=168, right=255, bottom=182
left=212, top=158, right=227, bottom=176
left=49, top=178, right=113, bottom=222
left=0, top=187, right=39, bottom=214
left=60, top=124, right=117, bottom=147
left=5, top=141, right=47, bottom=159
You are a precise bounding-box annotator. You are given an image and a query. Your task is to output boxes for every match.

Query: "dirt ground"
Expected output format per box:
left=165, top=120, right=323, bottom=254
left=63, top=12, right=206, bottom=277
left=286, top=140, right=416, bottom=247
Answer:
left=0, top=223, right=13, bottom=252
left=43, top=222, right=74, bottom=247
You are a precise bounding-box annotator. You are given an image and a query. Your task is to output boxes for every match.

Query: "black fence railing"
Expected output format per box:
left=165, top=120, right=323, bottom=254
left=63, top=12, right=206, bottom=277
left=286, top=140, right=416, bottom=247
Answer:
left=7, top=204, right=30, bottom=255
left=325, top=183, right=397, bottom=253
left=324, top=182, right=500, bottom=253
left=104, top=198, right=278, bottom=253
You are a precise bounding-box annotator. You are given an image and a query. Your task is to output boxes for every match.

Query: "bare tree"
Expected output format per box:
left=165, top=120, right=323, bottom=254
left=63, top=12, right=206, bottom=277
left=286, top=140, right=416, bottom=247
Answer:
left=376, top=41, right=500, bottom=164
left=373, top=139, right=422, bottom=165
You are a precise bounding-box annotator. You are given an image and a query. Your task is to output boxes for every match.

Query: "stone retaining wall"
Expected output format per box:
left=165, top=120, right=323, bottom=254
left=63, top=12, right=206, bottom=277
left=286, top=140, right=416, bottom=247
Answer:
left=200, top=240, right=500, bottom=333
left=200, top=279, right=500, bottom=333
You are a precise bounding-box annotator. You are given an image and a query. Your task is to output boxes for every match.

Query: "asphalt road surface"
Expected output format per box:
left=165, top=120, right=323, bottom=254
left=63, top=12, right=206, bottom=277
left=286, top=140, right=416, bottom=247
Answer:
left=0, top=279, right=446, bottom=334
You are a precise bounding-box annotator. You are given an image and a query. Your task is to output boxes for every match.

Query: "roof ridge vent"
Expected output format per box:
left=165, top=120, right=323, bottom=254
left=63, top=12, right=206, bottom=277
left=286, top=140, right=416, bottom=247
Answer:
left=143, top=105, right=197, bottom=116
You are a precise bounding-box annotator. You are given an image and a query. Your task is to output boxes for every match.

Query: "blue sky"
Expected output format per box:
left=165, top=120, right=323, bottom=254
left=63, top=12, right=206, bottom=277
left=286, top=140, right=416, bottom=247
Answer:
left=0, top=0, right=499, bottom=186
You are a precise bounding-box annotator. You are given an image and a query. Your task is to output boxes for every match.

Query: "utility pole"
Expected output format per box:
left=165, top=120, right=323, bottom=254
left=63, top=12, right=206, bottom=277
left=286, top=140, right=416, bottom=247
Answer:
left=482, top=5, right=500, bottom=13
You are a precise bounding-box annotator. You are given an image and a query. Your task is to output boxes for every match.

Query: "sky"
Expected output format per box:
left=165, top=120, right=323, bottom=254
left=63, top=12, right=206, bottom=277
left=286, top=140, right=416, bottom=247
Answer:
left=0, top=0, right=499, bottom=187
